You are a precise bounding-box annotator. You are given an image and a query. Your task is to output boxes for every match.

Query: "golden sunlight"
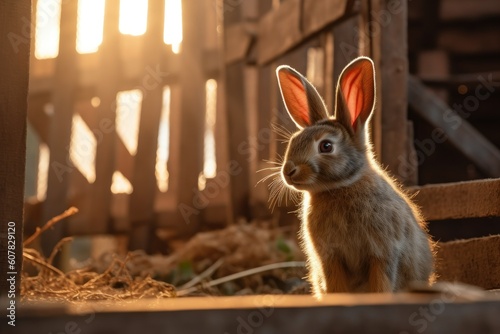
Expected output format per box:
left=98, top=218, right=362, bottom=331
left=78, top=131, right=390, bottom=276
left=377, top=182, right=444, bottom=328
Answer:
left=164, top=0, right=183, bottom=53
left=156, top=86, right=171, bottom=192
left=76, top=0, right=105, bottom=54
left=111, top=171, right=133, bottom=194
left=116, top=89, right=142, bottom=156
left=35, top=0, right=62, bottom=59
left=203, top=79, right=217, bottom=179
left=119, top=0, right=148, bottom=36
left=70, top=114, right=97, bottom=183
left=37, top=143, right=50, bottom=201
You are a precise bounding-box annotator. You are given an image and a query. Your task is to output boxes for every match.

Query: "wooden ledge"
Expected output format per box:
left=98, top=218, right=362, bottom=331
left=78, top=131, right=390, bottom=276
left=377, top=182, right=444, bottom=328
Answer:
left=7, top=293, right=500, bottom=334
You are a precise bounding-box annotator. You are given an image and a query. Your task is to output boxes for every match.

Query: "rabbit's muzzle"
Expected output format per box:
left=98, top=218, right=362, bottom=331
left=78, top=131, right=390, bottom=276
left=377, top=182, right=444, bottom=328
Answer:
left=282, top=160, right=314, bottom=188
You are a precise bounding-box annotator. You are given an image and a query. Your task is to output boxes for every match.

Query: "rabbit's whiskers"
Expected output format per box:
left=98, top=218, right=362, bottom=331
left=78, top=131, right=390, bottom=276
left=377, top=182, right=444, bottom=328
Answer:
left=271, top=123, right=293, bottom=143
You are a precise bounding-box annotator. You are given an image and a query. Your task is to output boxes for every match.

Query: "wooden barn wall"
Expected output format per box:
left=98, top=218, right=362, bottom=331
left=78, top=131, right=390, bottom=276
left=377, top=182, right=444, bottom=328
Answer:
left=22, top=0, right=428, bottom=250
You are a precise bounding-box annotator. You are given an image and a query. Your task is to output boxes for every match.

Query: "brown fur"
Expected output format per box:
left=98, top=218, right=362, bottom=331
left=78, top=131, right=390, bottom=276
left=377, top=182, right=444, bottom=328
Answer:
left=276, top=58, right=435, bottom=298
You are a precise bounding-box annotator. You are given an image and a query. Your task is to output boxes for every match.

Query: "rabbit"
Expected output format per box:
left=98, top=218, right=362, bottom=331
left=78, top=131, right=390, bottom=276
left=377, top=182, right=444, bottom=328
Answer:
left=275, top=56, right=435, bottom=298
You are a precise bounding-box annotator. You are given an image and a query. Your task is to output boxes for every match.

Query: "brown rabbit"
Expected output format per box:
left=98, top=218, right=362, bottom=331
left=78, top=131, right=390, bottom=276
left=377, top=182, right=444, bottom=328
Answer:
left=275, top=57, right=435, bottom=298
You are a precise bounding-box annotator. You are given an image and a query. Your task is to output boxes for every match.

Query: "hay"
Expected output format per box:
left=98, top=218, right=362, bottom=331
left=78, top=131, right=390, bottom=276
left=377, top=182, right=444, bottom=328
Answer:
left=21, top=209, right=307, bottom=302
left=22, top=248, right=176, bottom=302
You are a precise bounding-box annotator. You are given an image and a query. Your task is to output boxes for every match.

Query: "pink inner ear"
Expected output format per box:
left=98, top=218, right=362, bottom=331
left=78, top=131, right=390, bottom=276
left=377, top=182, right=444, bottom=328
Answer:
left=341, top=67, right=365, bottom=129
left=278, top=70, right=310, bottom=127
left=339, top=59, right=375, bottom=132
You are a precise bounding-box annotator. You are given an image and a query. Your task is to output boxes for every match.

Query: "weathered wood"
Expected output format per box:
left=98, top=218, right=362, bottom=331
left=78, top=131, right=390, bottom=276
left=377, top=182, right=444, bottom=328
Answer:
left=408, top=76, right=500, bottom=177
left=10, top=294, right=500, bottom=334
left=440, top=0, right=500, bottom=21
left=128, top=0, right=166, bottom=250
left=27, top=93, right=51, bottom=144
left=42, top=0, right=79, bottom=256
left=411, top=179, right=500, bottom=221
left=303, top=0, right=349, bottom=36
left=171, top=0, right=207, bottom=232
left=437, top=26, right=500, bottom=54
left=437, top=235, right=500, bottom=290
left=224, top=62, right=251, bottom=222
left=257, top=0, right=301, bottom=65
left=374, top=0, right=410, bottom=183
left=88, top=0, right=121, bottom=234
left=257, top=0, right=358, bottom=65
left=421, top=71, right=500, bottom=87
left=222, top=2, right=252, bottom=223
left=417, top=50, right=449, bottom=115
left=0, top=0, right=30, bottom=315
left=224, top=23, right=253, bottom=64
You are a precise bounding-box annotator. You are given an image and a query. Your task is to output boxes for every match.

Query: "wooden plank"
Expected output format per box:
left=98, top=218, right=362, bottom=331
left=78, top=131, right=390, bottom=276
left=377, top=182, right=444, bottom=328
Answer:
left=257, top=0, right=301, bottom=65
left=224, top=23, right=253, bottom=64
left=440, top=0, right=500, bottom=21
left=27, top=93, right=51, bottom=144
left=41, top=0, right=79, bottom=256
left=87, top=0, right=121, bottom=234
left=224, top=64, right=250, bottom=222
left=10, top=295, right=500, bottom=334
left=222, top=3, right=251, bottom=224
left=0, top=0, right=30, bottom=314
left=437, top=26, right=500, bottom=54
left=408, top=76, right=500, bottom=177
left=372, top=0, right=410, bottom=184
left=169, top=0, right=207, bottom=233
left=411, top=179, right=500, bottom=221
left=437, top=235, right=500, bottom=290
left=303, top=0, right=349, bottom=36
left=128, top=0, right=166, bottom=250
left=257, top=0, right=358, bottom=65
left=417, top=50, right=449, bottom=113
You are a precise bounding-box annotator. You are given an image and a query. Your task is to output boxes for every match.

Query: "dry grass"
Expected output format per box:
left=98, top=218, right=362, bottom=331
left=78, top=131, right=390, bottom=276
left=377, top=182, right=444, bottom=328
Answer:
left=21, top=209, right=307, bottom=303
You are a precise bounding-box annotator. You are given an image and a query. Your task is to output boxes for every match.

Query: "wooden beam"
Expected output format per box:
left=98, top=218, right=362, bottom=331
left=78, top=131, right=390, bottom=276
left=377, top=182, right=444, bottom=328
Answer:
left=11, top=294, right=500, bottom=333
left=128, top=0, right=166, bottom=250
left=224, top=23, right=254, bottom=64
left=303, top=0, right=349, bottom=36
left=168, top=0, right=207, bottom=234
left=221, top=2, right=252, bottom=224
left=410, top=179, right=500, bottom=221
left=0, top=0, right=30, bottom=313
left=257, top=0, right=301, bottom=65
left=437, top=235, right=500, bottom=290
left=87, top=0, right=121, bottom=234
left=42, top=0, right=79, bottom=256
left=408, top=76, right=500, bottom=177
left=27, top=93, right=51, bottom=144
left=440, top=0, right=500, bottom=21
left=257, top=0, right=358, bottom=65
left=437, top=26, right=500, bottom=54
left=372, top=0, right=410, bottom=184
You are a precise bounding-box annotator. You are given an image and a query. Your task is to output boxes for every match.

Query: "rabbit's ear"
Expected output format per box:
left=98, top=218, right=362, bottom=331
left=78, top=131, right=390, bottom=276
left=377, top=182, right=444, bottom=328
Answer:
left=276, top=65, right=327, bottom=129
left=335, top=57, right=375, bottom=132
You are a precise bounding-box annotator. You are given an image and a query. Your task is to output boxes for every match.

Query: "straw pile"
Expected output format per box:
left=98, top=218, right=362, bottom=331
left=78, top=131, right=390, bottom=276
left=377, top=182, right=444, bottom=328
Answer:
left=21, top=208, right=308, bottom=302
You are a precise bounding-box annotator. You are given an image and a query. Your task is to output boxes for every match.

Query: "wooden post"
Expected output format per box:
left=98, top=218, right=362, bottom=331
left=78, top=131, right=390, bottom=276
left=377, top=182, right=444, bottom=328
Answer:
left=128, top=0, right=166, bottom=250
left=88, top=0, right=121, bottom=234
left=42, top=0, right=78, bottom=255
left=172, top=0, right=207, bottom=232
left=223, top=3, right=251, bottom=223
left=0, top=0, right=30, bottom=317
left=371, top=0, right=410, bottom=184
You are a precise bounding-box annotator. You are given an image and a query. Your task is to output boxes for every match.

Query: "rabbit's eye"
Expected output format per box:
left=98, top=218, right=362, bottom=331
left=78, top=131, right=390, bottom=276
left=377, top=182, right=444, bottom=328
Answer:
left=319, top=140, right=333, bottom=153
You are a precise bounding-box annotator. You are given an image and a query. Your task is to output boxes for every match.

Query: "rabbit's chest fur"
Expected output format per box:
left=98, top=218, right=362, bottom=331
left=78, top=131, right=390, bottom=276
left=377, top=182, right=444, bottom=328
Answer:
left=301, top=173, right=416, bottom=289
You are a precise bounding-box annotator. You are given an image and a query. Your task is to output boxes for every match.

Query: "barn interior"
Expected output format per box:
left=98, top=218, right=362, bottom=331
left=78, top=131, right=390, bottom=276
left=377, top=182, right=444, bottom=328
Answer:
left=1, top=0, right=500, bottom=332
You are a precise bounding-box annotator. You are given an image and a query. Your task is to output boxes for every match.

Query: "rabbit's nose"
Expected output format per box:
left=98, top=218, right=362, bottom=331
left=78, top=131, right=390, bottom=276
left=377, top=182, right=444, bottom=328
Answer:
left=284, top=161, right=299, bottom=177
